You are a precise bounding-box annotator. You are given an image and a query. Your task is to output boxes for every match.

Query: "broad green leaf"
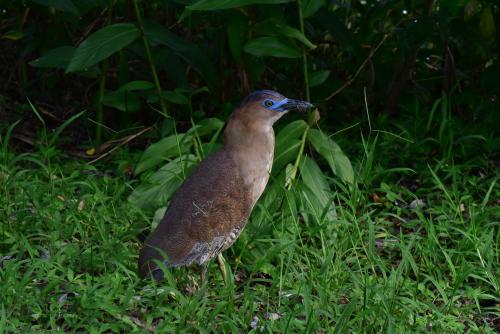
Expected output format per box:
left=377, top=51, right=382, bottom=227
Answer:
left=244, top=37, right=302, bottom=58
left=143, top=20, right=219, bottom=89
left=300, top=156, right=329, bottom=196
left=273, top=140, right=301, bottom=175
left=227, top=11, right=248, bottom=63
left=102, top=91, right=141, bottom=113
left=299, top=156, right=335, bottom=220
left=66, top=23, right=140, bottom=73
left=74, top=0, right=108, bottom=15
left=252, top=19, right=316, bottom=49
left=129, top=155, right=197, bottom=209
left=29, top=46, right=75, bottom=69
left=285, top=163, right=296, bottom=189
left=257, top=171, right=286, bottom=215
left=188, top=118, right=224, bottom=137
left=308, top=129, right=354, bottom=184
left=118, top=80, right=155, bottom=91
left=309, top=70, right=330, bottom=87
left=188, top=0, right=291, bottom=11
left=275, top=120, right=307, bottom=148
left=30, top=0, right=79, bottom=14
left=163, top=91, right=190, bottom=105
left=273, top=119, right=307, bottom=174
left=189, top=86, right=210, bottom=96
left=171, top=87, right=210, bottom=98
left=2, top=30, right=24, bottom=41
left=135, top=133, right=193, bottom=174
left=301, top=0, right=325, bottom=18
left=202, top=142, right=223, bottom=156
left=151, top=207, right=167, bottom=229
left=101, top=81, right=154, bottom=113
left=479, top=6, right=496, bottom=39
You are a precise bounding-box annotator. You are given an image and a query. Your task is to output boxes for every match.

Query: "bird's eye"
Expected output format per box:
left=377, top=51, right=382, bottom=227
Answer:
left=264, top=100, right=274, bottom=107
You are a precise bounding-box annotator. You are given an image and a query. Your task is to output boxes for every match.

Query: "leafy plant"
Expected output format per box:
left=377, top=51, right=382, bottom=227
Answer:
left=1, top=1, right=499, bottom=331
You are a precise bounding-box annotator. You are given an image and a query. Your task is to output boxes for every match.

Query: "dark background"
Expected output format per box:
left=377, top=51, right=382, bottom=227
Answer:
left=1, top=0, right=498, bottom=153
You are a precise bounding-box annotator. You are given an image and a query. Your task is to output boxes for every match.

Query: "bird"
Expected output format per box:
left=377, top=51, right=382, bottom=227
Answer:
left=138, top=90, right=313, bottom=283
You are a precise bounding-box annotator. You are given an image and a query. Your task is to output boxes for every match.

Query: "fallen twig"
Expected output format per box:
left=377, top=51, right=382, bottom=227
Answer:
left=88, top=126, right=153, bottom=164
left=325, top=33, right=389, bottom=101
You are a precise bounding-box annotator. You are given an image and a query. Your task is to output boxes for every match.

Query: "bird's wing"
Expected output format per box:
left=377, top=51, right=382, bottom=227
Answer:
left=142, top=149, right=252, bottom=268
left=167, top=149, right=252, bottom=239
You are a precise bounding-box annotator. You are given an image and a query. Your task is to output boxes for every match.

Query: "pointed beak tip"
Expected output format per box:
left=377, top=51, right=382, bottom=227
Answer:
left=284, top=99, right=314, bottom=112
left=298, top=101, right=314, bottom=112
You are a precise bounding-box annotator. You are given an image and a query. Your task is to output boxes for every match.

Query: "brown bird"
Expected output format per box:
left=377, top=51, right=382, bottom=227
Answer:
left=138, top=90, right=313, bottom=283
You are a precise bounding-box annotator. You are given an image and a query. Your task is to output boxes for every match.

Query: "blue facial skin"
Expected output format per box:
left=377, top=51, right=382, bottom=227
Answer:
left=262, top=98, right=289, bottom=112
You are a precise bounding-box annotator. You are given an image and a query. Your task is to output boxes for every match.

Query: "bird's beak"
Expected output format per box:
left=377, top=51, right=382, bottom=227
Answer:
left=282, top=99, right=314, bottom=112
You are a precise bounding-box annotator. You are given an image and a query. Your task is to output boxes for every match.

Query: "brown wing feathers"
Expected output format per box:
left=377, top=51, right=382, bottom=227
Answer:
left=138, top=149, right=252, bottom=277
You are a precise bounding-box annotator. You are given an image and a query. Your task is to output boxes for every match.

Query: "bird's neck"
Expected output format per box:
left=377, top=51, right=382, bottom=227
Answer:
left=224, top=118, right=275, bottom=206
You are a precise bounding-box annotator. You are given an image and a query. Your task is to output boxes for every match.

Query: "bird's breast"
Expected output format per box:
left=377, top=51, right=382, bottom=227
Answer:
left=249, top=149, right=273, bottom=206
left=229, top=128, right=275, bottom=208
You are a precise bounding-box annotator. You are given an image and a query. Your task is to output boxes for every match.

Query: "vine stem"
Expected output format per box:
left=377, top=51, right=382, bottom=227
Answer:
left=132, top=0, right=168, bottom=117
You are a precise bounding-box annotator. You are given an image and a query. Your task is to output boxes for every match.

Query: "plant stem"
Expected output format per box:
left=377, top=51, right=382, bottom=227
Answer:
left=94, top=1, right=116, bottom=145
left=302, top=53, right=310, bottom=101
left=287, top=125, right=309, bottom=190
left=297, top=0, right=310, bottom=101
left=96, top=59, right=108, bottom=145
left=132, top=0, right=168, bottom=117
left=287, top=0, right=312, bottom=191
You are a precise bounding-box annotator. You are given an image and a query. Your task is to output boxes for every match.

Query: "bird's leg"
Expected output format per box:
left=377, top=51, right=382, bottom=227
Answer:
left=200, top=264, right=207, bottom=284
left=195, top=264, right=208, bottom=296
left=217, top=254, right=228, bottom=286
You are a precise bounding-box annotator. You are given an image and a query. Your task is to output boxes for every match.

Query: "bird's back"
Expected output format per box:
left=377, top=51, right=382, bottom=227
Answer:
left=138, top=148, right=252, bottom=277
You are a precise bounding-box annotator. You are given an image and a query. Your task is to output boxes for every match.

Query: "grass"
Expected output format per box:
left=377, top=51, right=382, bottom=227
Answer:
left=0, top=104, right=499, bottom=333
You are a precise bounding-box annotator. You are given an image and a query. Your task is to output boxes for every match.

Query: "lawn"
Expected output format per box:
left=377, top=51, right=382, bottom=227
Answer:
left=1, top=105, right=499, bottom=333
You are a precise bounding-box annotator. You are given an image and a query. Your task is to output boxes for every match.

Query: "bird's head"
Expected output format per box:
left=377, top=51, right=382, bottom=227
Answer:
left=234, top=90, right=314, bottom=126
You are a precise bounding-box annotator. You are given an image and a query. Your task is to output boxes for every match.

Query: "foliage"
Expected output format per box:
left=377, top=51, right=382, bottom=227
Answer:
left=0, top=0, right=499, bottom=332
left=1, top=0, right=498, bottom=132
left=1, top=107, right=499, bottom=332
